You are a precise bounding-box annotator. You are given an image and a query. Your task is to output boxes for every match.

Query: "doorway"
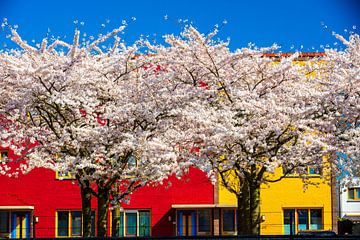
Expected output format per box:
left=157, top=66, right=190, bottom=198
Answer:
left=11, top=212, right=31, bottom=238
left=177, top=210, right=196, bottom=236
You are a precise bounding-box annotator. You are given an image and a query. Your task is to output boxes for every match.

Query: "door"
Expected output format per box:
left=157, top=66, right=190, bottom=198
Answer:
left=11, top=212, right=31, bottom=238
left=177, top=210, right=196, bottom=236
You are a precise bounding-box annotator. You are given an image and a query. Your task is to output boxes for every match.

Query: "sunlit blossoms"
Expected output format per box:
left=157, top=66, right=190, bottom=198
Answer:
left=148, top=26, right=359, bottom=234
left=0, top=24, right=200, bottom=236
left=0, top=23, right=359, bottom=236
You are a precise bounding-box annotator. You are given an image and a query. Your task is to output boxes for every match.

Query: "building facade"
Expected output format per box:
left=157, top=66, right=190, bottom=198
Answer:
left=1, top=145, right=338, bottom=238
left=338, top=177, right=360, bottom=234
left=1, top=146, right=214, bottom=238
left=217, top=166, right=336, bottom=235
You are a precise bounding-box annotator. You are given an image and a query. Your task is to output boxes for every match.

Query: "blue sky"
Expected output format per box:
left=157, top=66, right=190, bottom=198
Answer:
left=0, top=0, right=359, bottom=52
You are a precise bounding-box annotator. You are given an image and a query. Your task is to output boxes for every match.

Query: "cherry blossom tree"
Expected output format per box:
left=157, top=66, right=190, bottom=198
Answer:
left=322, top=33, right=360, bottom=175
left=0, top=24, right=195, bottom=237
left=1, top=20, right=358, bottom=237
left=151, top=26, right=333, bottom=235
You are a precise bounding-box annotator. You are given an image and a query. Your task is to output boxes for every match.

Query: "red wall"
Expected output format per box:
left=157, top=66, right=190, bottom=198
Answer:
left=0, top=149, right=214, bottom=238
left=0, top=167, right=95, bottom=237
left=122, top=167, right=214, bottom=236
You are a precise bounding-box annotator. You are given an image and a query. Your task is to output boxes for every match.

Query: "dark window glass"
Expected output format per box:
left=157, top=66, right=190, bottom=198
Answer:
left=310, top=209, right=322, bottom=230
left=126, top=212, right=137, bottom=236
left=0, top=151, right=8, bottom=162
left=349, top=188, right=355, bottom=200
left=309, top=166, right=322, bottom=175
left=139, top=211, right=150, bottom=236
left=71, top=211, right=82, bottom=236
left=283, top=209, right=295, bottom=235
left=222, top=209, right=235, bottom=232
left=198, top=209, right=211, bottom=232
left=57, top=211, right=69, bottom=237
left=297, top=209, right=309, bottom=231
left=0, top=212, right=9, bottom=233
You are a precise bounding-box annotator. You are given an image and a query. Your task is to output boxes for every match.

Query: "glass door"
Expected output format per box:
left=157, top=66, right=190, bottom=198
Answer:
left=11, top=212, right=31, bottom=238
left=177, top=210, right=196, bottom=236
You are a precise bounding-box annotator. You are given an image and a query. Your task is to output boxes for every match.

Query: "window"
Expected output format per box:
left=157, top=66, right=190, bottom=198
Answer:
left=112, top=209, right=150, bottom=237
left=0, top=211, right=32, bottom=238
left=56, top=210, right=95, bottom=237
left=283, top=208, right=323, bottom=234
left=308, top=166, right=322, bottom=175
left=282, top=165, right=322, bottom=176
left=55, top=171, right=75, bottom=180
left=297, top=209, right=309, bottom=231
left=127, top=155, right=138, bottom=169
left=0, top=212, right=10, bottom=237
left=310, top=209, right=322, bottom=230
left=198, top=209, right=211, bottom=234
left=27, top=111, right=42, bottom=121
left=139, top=211, right=151, bottom=237
left=348, top=187, right=360, bottom=200
left=283, top=209, right=295, bottom=235
left=126, top=212, right=137, bottom=236
left=222, top=209, right=236, bottom=234
left=0, top=151, right=8, bottom=163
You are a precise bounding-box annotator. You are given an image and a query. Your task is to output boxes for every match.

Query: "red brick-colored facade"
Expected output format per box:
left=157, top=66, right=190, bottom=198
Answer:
left=0, top=147, right=214, bottom=238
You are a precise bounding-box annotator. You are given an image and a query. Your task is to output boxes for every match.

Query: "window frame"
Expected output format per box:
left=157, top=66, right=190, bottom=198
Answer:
left=283, top=208, right=323, bottom=234
left=197, top=209, right=212, bottom=235
left=55, top=210, right=95, bottom=238
left=55, top=171, right=75, bottom=180
left=282, top=165, right=322, bottom=177
left=221, top=208, right=236, bottom=235
left=348, top=187, right=360, bottom=201
left=0, top=150, right=9, bottom=163
left=111, top=209, right=151, bottom=237
left=0, top=211, right=10, bottom=237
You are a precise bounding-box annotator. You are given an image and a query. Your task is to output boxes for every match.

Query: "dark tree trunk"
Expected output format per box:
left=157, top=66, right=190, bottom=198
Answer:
left=80, top=180, right=93, bottom=237
left=236, top=178, right=261, bottom=236
left=97, top=186, right=110, bottom=237
left=237, top=179, right=250, bottom=235
left=249, top=180, right=261, bottom=235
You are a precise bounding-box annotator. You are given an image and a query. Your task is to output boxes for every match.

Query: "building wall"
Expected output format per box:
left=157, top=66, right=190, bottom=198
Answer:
left=0, top=147, right=214, bottom=239
left=339, top=177, right=360, bottom=218
left=0, top=167, right=91, bottom=238
left=217, top=167, right=333, bottom=235
left=119, top=167, right=214, bottom=236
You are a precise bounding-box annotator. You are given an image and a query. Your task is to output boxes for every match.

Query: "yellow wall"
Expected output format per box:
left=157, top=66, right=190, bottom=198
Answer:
left=218, top=167, right=333, bottom=235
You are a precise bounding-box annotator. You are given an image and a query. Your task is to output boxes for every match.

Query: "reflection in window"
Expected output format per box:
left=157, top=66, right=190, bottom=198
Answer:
left=126, top=212, right=137, bottom=236
left=283, top=208, right=323, bottom=234
left=71, top=211, right=82, bottom=236
left=56, top=210, right=95, bottom=237
left=297, top=209, right=309, bottom=231
left=310, top=209, right=322, bottom=230
left=127, top=155, right=137, bottom=169
left=112, top=210, right=150, bottom=237
left=283, top=209, right=295, bottom=235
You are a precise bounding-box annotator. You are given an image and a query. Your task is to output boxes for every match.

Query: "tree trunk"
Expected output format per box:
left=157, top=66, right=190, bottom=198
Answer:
left=249, top=180, right=261, bottom=235
left=80, top=181, right=93, bottom=237
left=97, top=186, right=110, bottom=237
left=236, top=178, right=261, bottom=236
left=237, top=179, right=250, bottom=235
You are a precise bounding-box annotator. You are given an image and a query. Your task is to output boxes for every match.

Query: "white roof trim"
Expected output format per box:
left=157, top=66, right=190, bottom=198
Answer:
left=0, top=206, right=34, bottom=210
left=171, top=204, right=237, bottom=209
